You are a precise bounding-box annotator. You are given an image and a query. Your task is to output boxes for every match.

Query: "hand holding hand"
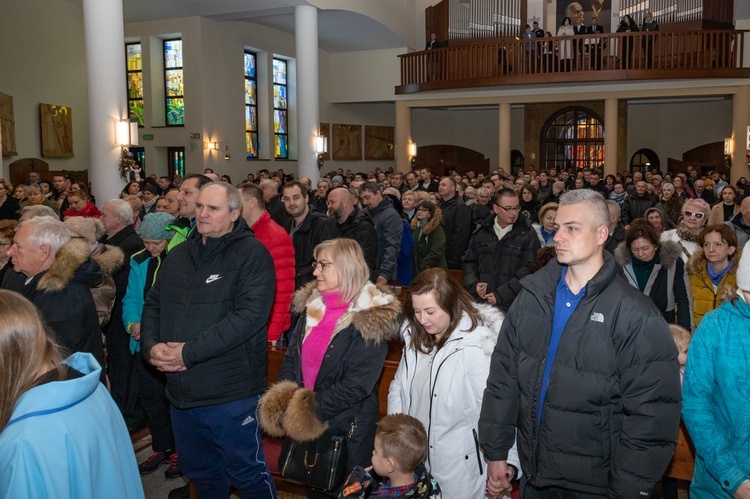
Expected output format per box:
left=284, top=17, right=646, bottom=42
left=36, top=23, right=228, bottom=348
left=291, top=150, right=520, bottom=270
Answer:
left=486, top=460, right=513, bottom=498
left=476, top=282, right=488, bottom=299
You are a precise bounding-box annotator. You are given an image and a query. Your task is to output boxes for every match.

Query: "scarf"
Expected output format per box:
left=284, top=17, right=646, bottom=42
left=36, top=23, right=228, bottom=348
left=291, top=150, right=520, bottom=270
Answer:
left=540, top=227, right=555, bottom=244
left=609, top=191, right=627, bottom=206
left=675, top=223, right=698, bottom=243
left=631, top=250, right=659, bottom=292
left=707, top=260, right=733, bottom=287
left=301, top=291, right=350, bottom=388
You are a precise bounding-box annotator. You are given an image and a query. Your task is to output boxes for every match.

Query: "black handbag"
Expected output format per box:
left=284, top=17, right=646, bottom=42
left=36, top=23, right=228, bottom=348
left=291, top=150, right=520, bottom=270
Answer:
left=279, top=433, right=349, bottom=492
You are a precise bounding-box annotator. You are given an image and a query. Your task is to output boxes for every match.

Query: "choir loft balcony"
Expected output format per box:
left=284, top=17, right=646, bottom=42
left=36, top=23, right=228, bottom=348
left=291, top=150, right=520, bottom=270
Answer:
left=396, top=30, right=750, bottom=94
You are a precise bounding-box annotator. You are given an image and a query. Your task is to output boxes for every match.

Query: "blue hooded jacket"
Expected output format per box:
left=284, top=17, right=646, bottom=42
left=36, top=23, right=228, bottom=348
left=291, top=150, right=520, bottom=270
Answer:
left=0, top=352, right=144, bottom=498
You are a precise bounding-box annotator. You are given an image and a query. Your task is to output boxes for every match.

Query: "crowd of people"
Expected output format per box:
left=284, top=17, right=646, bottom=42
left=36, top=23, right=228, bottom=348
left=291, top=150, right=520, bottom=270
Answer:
left=1, top=162, right=749, bottom=499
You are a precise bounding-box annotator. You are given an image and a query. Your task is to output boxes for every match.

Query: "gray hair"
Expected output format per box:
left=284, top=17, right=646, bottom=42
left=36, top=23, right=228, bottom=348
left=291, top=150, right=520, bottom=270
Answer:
left=105, top=198, right=135, bottom=225
left=19, top=218, right=71, bottom=257
left=260, top=179, right=278, bottom=194
left=19, top=205, right=58, bottom=220
left=201, top=182, right=242, bottom=212
left=559, top=189, right=609, bottom=228
left=604, top=199, right=621, bottom=221
left=383, top=187, right=401, bottom=200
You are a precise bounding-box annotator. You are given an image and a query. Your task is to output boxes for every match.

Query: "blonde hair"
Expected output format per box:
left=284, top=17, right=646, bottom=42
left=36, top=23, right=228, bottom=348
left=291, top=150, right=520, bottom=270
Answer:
left=412, top=190, right=431, bottom=204
left=0, top=290, right=65, bottom=429
left=376, top=413, right=428, bottom=473
left=0, top=178, right=13, bottom=192
left=313, top=238, right=370, bottom=304
left=669, top=324, right=691, bottom=350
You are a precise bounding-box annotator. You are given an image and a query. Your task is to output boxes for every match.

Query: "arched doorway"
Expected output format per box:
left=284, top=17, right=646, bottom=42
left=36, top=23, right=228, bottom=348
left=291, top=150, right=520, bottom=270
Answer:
left=629, top=148, right=660, bottom=173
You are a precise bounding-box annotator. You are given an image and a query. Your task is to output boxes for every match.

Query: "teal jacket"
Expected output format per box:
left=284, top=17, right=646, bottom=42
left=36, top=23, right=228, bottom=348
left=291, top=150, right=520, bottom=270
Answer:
left=683, top=295, right=750, bottom=497
left=122, top=247, right=166, bottom=353
left=0, top=353, right=144, bottom=498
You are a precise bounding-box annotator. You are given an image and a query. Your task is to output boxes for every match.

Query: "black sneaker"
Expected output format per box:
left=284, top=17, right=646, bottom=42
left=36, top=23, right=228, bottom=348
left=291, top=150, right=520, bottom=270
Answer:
left=168, top=482, right=191, bottom=499
left=138, top=450, right=173, bottom=474
left=164, top=453, right=184, bottom=479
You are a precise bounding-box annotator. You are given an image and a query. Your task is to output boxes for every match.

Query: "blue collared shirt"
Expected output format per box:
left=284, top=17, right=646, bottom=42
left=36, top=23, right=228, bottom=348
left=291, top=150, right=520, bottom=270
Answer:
left=536, top=266, right=586, bottom=425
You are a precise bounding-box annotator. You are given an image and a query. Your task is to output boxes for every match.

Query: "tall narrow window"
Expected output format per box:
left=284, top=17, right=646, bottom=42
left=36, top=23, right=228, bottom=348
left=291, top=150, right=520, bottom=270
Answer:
left=167, top=147, right=185, bottom=179
left=164, top=39, right=184, bottom=126
left=541, top=107, right=604, bottom=171
left=273, top=58, right=288, bottom=159
left=126, top=43, right=144, bottom=126
left=244, top=51, right=259, bottom=159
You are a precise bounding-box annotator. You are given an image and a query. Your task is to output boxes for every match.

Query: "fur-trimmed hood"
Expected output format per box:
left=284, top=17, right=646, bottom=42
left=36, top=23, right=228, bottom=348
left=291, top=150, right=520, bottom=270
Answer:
left=686, top=246, right=743, bottom=276
left=410, top=206, right=444, bottom=235
left=89, top=243, right=125, bottom=276
left=37, top=238, right=103, bottom=293
left=614, top=239, right=682, bottom=269
left=292, top=280, right=402, bottom=345
left=401, top=301, right=505, bottom=356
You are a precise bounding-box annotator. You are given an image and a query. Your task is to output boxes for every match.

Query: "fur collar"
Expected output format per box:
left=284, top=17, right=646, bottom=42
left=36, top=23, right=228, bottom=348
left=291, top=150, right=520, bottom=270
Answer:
left=292, top=281, right=402, bottom=345
left=37, top=238, right=91, bottom=292
left=614, top=239, right=681, bottom=268
left=90, top=243, right=125, bottom=275
left=686, top=246, right=743, bottom=275
left=410, top=207, right=443, bottom=235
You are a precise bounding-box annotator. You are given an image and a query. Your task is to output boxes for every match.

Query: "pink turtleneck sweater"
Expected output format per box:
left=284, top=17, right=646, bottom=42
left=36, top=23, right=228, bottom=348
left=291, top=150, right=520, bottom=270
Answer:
left=301, top=291, right=349, bottom=389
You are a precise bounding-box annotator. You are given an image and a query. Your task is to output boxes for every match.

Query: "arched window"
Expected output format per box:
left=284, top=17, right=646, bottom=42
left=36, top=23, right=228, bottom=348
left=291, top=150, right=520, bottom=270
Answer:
left=510, top=149, right=524, bottom=174
left=541, top=106, right=604, bottom=171
left=630, top=148, right=660, bottom=173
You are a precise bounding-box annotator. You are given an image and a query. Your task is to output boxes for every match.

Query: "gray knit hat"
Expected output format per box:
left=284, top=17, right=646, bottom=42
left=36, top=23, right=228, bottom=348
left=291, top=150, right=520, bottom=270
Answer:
left=63, top=216, right=103, bottom=243
left=737, top=248, right=750, bottom=292
left=138, top=212, right=175, bottom=240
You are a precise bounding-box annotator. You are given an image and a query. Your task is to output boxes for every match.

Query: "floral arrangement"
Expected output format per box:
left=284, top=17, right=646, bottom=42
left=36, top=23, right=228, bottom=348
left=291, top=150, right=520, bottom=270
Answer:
left=119, top=147, right=136, bottom=180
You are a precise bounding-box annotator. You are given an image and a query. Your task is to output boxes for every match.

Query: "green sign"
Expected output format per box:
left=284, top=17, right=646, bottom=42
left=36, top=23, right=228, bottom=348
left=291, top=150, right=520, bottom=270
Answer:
left=143, top=134, right=154, bottom=140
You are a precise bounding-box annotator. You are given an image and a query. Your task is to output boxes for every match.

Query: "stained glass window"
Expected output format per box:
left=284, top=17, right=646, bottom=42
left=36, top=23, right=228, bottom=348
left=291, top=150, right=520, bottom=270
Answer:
left=273, top=58, right=288, bottom=159
left=164, top=39, right=184, bottom=126
left=244, top=51, right=259, bottom=159
left=125, top=43, right=144, bottom=127
left=130, top=147, right=146, bottom=172
left=168, top=147, right=185, bottom=178
left=542, top=107, right=604, bottom=171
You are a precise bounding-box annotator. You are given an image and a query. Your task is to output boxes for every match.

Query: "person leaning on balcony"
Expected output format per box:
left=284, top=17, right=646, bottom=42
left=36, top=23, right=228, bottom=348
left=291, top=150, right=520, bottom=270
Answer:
left=556, top=17, right=575, bottom=71
left=641, top=12, right=659, bottom=69
left=587, top=17, right=605, bottom=69
left=425, top=33, right=441, bottom=50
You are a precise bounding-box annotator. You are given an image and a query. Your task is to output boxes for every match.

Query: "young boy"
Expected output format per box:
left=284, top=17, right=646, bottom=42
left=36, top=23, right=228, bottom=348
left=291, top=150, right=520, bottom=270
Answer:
left=340, top=414, right=440, bottom=498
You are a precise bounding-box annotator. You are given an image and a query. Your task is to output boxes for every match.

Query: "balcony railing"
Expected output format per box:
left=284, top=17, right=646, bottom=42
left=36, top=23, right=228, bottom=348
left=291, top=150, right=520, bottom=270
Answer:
left=397, top=30, right=749, bottom=94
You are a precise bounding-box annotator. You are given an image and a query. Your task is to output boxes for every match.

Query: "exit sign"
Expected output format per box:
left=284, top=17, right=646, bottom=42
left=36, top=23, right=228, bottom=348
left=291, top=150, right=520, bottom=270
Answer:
left=143, top=134, right=154, bottom=140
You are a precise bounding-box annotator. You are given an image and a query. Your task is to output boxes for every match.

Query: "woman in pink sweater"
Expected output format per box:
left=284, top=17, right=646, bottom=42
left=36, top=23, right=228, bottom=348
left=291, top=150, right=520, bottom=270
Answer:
left=259, top=239, right=402, bottom=497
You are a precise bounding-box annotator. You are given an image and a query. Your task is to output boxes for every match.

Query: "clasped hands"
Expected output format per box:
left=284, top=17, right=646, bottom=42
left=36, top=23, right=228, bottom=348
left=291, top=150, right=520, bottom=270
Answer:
left=486, top=460, right=514, bottom=498
left=149, top=342, right=187, bottom=372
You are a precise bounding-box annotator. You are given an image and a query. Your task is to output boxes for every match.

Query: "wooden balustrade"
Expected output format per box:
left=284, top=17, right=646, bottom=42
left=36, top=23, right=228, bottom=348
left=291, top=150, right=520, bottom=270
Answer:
left=397, top=29, right=750, bottom=94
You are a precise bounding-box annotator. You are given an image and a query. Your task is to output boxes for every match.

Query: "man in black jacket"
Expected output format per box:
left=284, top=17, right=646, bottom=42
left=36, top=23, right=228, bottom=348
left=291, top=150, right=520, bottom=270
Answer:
left=141, top=183, right=277, bottom=498
left=463, top=188, right=540, bottom=311
left=480, top=189, right=681, bottom=498
left=326, top=187, right=378, bottom=276
left=282, top=181, right=338, bottom=289
left=621, top=181, right=656, bottom=228
left=438, top=177, right=472, bottom=269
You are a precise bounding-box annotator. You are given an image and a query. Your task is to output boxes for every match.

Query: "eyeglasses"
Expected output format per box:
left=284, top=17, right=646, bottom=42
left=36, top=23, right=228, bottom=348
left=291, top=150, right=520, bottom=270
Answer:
left=684, top=211, right=705, bottom=220
left=496, top=204, right=521, bottom=213
left=311, top=261, right=334, bottom=272
left=416, top=207, right=430, bottom=212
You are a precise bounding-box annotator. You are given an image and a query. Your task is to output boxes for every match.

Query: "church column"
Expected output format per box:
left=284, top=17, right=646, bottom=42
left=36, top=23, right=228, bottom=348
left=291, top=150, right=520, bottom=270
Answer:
left=295, top=5, right=320, bottom=183
left=604, top=98, right=618, bottom=177
left=499, top=102, right=511, bottom=170
left=730, top=85, right=750, bottom=183
left=395, top=100, right=412, bottom=172
left=82, top=0, right=128, bottom=204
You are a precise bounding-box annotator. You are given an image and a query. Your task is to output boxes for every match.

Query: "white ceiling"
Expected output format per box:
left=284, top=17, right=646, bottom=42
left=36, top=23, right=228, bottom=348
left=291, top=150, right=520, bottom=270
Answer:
left=66, top=0, right=406, bottom=53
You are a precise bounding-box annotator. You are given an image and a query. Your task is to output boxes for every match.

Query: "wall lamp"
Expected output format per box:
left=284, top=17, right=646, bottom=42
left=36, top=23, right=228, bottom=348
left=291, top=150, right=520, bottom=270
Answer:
left=316, top=135, right=328, bottom=169
left=116, top=119, right=139, bottom=146
left=208, top=141, right=219, bottom=151
left=408, top=142, right=417, bottom=168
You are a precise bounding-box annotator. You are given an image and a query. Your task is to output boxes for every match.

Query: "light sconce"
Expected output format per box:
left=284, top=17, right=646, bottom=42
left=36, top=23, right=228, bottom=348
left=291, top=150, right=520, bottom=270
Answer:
left=724, top=138, right=732, bottom=155
left=408, top=142, right=417, bottom=168
left=208, top=141, right=219, bottom=151
left=116, top=119, right=139, bottom=146
left=316, top=135, right=328, bottom=169
left=224, top=152, right=231, bottom=160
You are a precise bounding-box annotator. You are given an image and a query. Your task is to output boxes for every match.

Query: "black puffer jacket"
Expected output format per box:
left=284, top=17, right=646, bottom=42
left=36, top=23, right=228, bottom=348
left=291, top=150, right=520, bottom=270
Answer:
left=336, top=207, right=378, bottom=278
left=259, top=281, right=402, bottom=489
left=2, top=239, right=104, bottom=366
left=285, top=209, right=338, bottom=289
left=462, top=215, right=540, bottom=311
left=621, top=193, right=656, bottom=225
left=479, top=253, right=681, bottom=497
left=440, top=194, right=472, bottom=269
left=141, top=217, right=275, bottom=409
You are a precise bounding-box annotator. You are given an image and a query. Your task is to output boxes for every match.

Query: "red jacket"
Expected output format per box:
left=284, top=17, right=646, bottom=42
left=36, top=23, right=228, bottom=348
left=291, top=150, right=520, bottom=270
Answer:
left=250, top=210, right=295, bottom=341
left=63, top=202, right=101, bottom=219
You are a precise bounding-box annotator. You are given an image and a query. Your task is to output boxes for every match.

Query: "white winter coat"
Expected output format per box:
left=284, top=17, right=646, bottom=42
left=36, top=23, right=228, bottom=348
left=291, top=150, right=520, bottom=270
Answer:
left=388, top=303, right=521, bottom=499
